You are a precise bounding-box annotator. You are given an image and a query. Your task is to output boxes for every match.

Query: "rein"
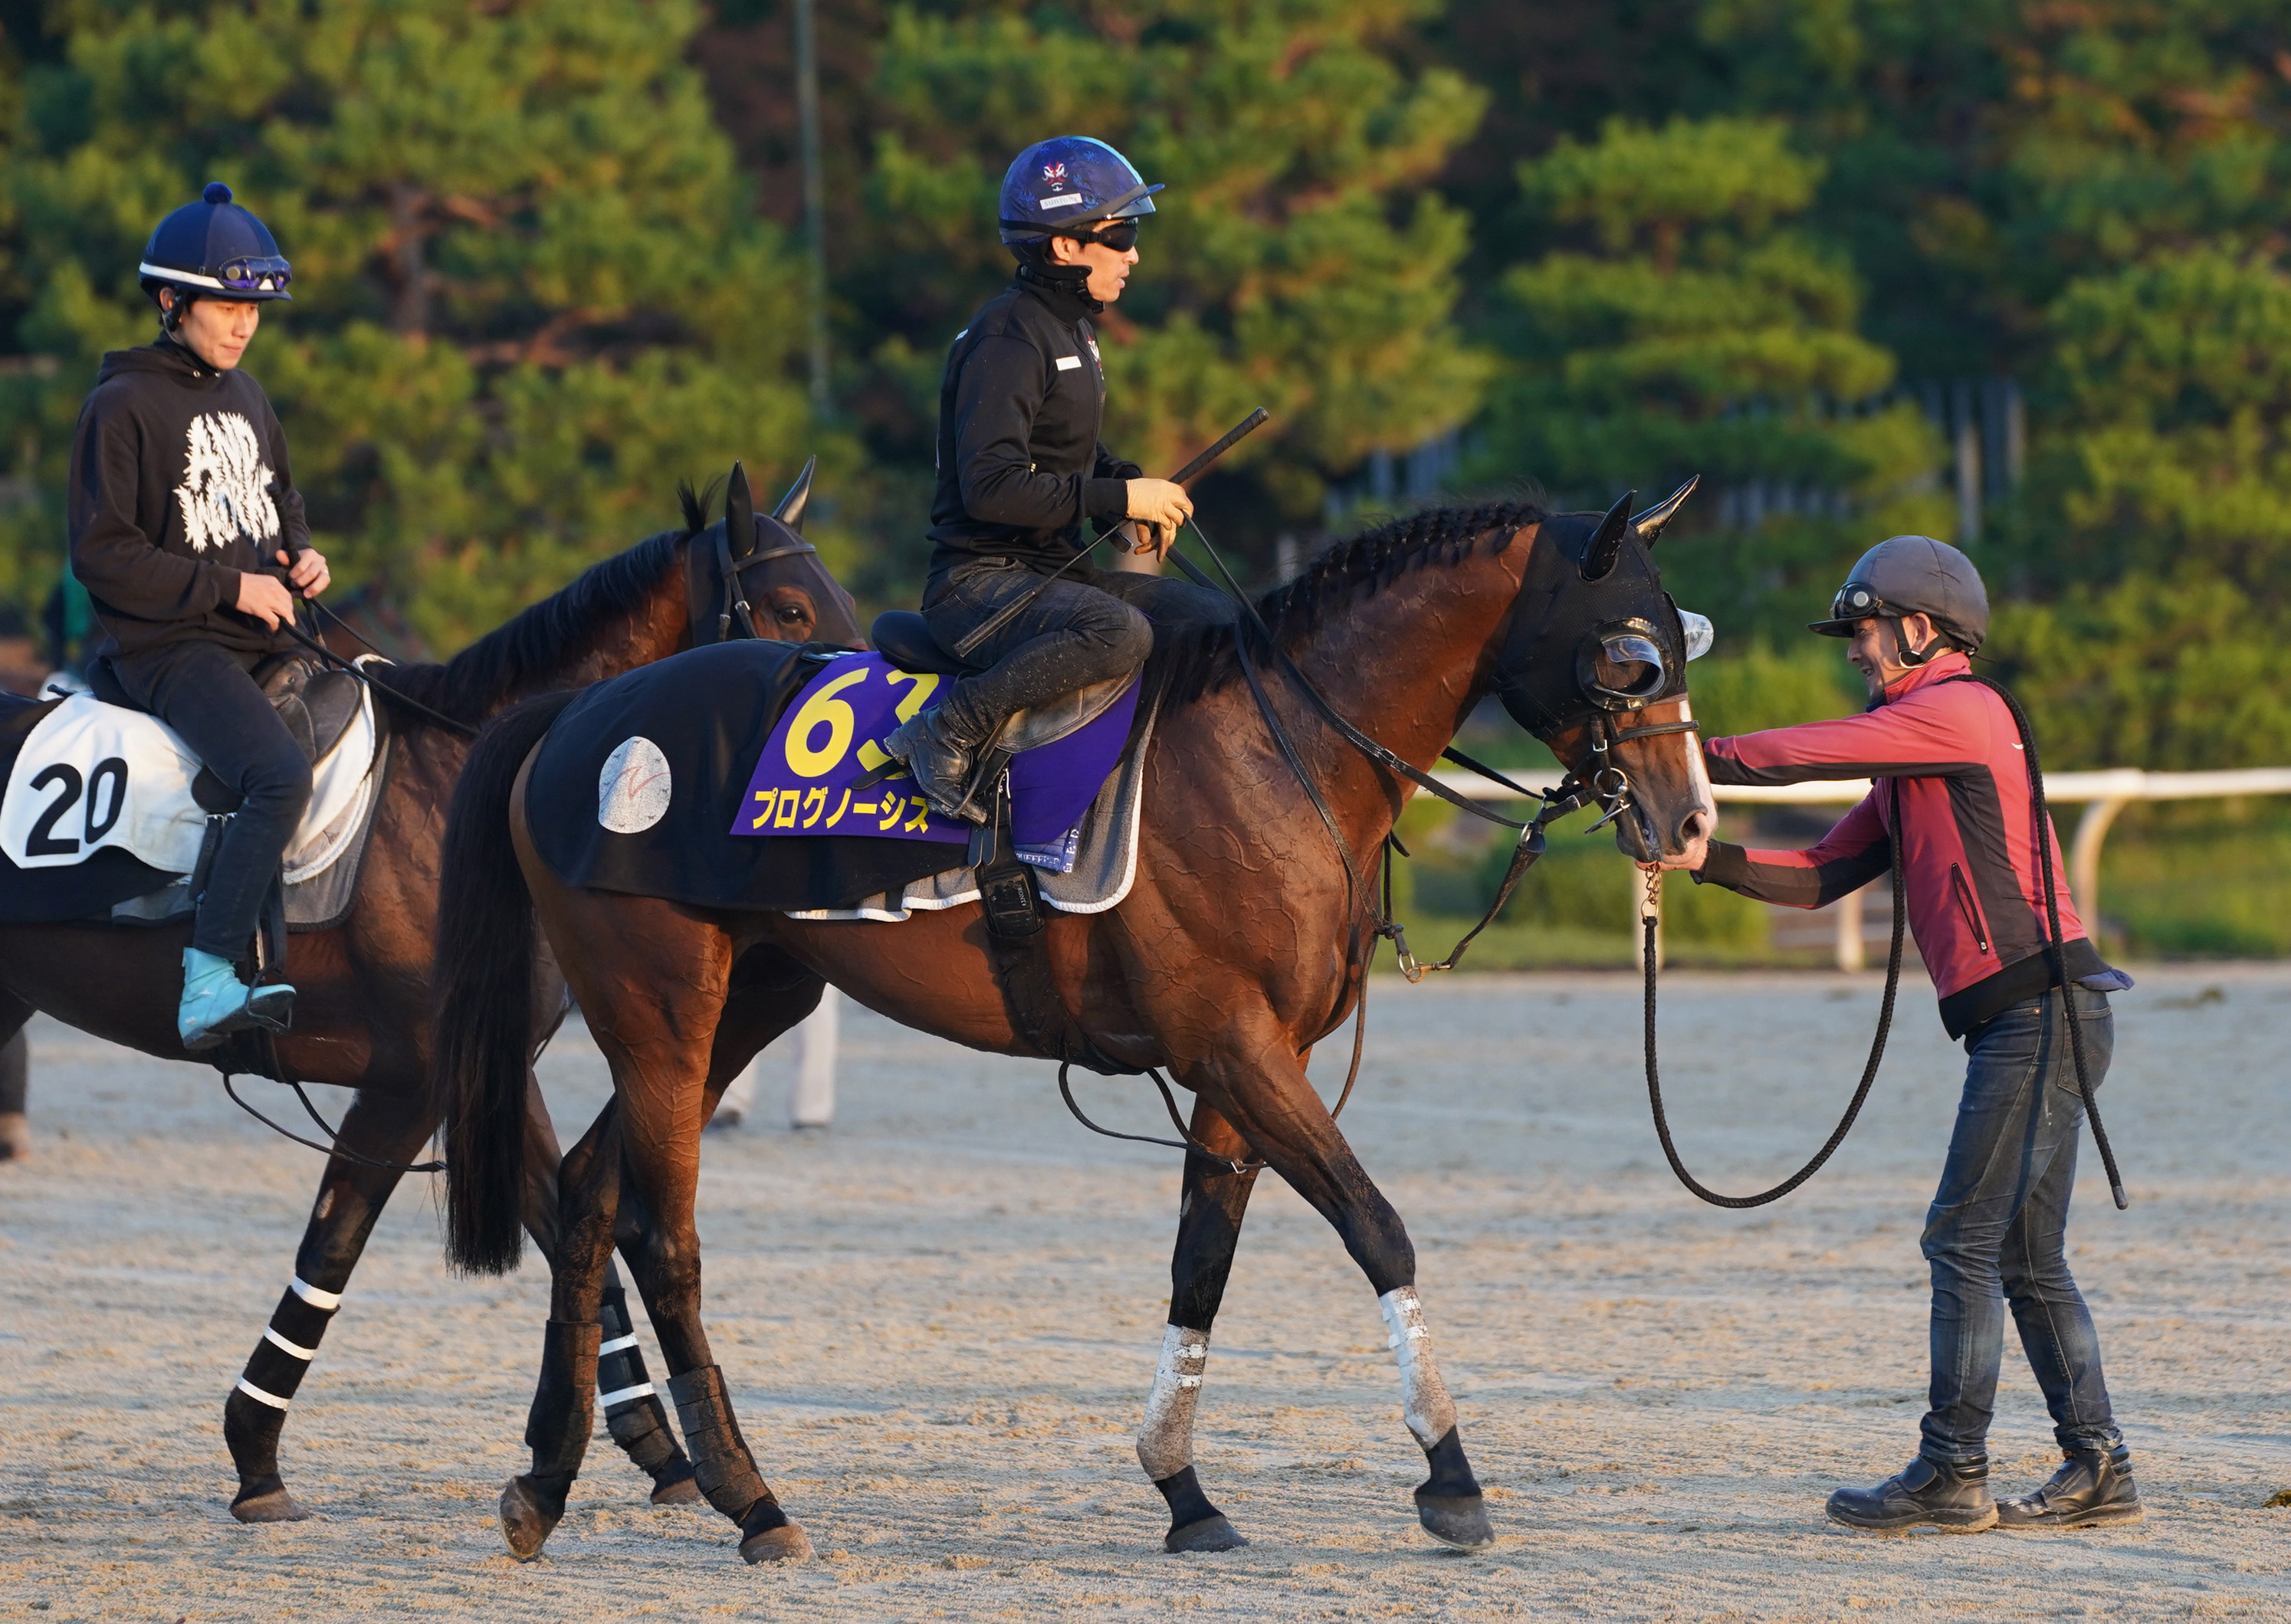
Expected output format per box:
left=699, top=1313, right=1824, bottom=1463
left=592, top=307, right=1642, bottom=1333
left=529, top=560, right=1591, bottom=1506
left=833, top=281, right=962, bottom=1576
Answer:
left=278, top=606, right=482, bottom=740
left=1639, top=780, right=1907, bottom=1207
left=218, top=1032, right=445, bottom=1176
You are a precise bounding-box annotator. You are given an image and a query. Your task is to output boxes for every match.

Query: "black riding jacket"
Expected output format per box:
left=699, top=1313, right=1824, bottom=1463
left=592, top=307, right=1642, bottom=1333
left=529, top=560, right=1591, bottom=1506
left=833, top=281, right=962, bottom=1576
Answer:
left=67, top=336, right=306, bottom=661
left=925, top=272, right=1141, bottom=585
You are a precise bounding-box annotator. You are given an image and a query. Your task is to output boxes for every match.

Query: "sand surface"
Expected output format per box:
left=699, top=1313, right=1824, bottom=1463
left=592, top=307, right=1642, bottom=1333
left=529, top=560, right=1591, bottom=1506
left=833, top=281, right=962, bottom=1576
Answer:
left=4, top=965, right=2291, bottom=1619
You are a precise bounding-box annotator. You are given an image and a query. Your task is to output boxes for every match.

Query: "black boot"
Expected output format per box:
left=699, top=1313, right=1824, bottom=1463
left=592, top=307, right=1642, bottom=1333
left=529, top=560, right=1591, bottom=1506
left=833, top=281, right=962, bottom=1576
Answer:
left=1827, top=1454, right=1996, bottom=1534
left=1997, top=1444, right=2142, bottom=1530
left=882, top=705, right=996, bottom=824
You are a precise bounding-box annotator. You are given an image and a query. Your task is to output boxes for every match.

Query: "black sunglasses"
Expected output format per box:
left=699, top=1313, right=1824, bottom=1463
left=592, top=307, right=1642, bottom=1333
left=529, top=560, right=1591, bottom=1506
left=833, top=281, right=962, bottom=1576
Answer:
left=1068, top=218, right=1141, bottom=252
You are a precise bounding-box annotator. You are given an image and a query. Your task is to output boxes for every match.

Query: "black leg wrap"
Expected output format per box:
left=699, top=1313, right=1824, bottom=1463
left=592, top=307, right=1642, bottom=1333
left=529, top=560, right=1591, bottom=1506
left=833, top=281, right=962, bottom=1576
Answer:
left=666, top=1363, right=772, bottom=1524
left=1413, top=1427, right=1495, bottom=1550
left=504, top=1320, right=599, bottom=1557
left=224, top=1284, right=337, bottom=1523
left=666, top=1365, right=814, bottom=1564
left=596, top=1286, right=697, bottom=1502
left=524, top=1319, right=602, bottom=1480
left=1154, top=1465, right=1248, bottom=1553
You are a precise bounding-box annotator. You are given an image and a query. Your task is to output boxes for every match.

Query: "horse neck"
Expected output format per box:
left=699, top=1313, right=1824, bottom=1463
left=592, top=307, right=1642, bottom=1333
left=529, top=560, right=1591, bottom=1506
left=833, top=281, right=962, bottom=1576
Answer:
left=1278, top=533, right=1531, bottom=781
left=484, top=541, right=693, bottom=714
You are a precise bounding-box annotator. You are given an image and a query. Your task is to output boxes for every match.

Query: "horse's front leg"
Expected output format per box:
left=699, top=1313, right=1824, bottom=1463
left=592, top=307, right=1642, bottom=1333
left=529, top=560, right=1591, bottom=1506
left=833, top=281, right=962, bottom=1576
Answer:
left=222, top=1085, right=439, bottom=1523
left=1194, top=1017, right=1495, bottom=1552
left=1138, top=1100, right=1262, bottom=1552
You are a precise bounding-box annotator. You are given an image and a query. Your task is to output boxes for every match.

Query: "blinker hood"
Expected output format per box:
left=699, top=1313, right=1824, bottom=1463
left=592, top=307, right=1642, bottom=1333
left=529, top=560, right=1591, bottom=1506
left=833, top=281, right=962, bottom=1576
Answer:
left=1495, top=509, right=1691, bottom=740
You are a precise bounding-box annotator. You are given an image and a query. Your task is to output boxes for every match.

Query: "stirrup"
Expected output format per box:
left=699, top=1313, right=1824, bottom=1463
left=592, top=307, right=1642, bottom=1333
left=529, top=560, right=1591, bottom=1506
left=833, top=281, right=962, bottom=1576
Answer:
left=180, top=949, right=296, bottom=1052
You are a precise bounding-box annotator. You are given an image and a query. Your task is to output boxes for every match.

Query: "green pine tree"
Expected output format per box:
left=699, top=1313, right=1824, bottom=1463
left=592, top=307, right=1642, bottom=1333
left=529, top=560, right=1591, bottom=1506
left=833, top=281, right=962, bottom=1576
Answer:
left=848, top=0, right=1491, bottom=580
left=2, top=0, right=831, bottom=649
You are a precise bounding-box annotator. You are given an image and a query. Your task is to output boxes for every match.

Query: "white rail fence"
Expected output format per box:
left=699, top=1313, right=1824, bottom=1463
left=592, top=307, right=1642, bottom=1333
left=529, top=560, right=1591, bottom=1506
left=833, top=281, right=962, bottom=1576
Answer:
left=720, top=766, right=2291, bottom=1133
left=1433, top=766, right=2291, bottom=970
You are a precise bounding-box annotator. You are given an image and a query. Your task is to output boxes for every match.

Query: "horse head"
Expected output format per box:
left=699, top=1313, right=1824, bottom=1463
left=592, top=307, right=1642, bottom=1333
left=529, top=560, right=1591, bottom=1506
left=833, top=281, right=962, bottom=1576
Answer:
left=1495, top=479, right=1715, bottom=866
left=688, top=459, right=864, bottom=648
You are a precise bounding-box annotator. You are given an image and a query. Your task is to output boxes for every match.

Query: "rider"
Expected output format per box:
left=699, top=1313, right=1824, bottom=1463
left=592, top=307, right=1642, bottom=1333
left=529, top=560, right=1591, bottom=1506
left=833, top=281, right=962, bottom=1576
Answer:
left=885, top=136, right=1229, bottom=822
left=1669, top=535, right=2141, bottom=1534
left=67, top=182, right=329, bottom=1051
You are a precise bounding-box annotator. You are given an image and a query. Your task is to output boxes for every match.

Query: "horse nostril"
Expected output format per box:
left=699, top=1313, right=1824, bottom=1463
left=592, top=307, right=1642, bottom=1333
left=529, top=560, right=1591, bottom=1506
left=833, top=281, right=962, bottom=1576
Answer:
left=1677, top=808, right=1712, bottom=850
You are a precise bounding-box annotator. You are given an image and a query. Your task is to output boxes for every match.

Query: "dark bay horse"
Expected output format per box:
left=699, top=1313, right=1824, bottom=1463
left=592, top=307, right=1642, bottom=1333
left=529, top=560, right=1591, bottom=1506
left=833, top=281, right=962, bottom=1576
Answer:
left=0, top=464, right=856, bottom=1524
left=434, top=493, right=1716, bottom=1565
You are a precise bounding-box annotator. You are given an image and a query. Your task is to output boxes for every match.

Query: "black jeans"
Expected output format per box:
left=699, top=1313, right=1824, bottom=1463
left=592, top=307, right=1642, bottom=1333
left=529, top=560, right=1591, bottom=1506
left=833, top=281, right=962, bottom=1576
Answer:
left=92, top=641, right=312, bottom=960
left=1918, top=986, right=2122, bottom=1465
left=921, top=557, right=1232, bottom=739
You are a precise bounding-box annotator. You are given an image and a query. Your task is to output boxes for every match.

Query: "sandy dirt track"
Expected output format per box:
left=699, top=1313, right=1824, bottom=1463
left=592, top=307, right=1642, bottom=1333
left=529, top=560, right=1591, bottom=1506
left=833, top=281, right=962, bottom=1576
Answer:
left=4, top=965, right=2291, bottom=1620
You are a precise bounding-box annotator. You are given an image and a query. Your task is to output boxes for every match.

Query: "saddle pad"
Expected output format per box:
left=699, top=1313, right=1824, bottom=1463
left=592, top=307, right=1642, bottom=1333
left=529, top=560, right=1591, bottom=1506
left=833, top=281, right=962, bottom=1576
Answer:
left=786, top=672, right=1161, bottom=923
left=732, top=651, right=1139, bottom=856
left=524, top=639, right=961, bottom=912
left=0, top=681, right=379, bottom=877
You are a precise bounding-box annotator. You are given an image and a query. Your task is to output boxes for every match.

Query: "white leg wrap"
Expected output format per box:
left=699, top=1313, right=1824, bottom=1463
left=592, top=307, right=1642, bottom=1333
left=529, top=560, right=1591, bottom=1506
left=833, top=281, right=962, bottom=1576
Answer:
left=1136, top=1324, right=1212, bottom=1481
left=1379, top=1287, right=1457, bottom=1451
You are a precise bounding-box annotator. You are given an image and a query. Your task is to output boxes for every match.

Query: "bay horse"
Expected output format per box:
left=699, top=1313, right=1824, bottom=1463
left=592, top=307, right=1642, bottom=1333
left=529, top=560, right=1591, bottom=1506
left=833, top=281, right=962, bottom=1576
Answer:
left=0, top=463, right=855, bottom=1523
left=433, top=490, right=1717, bottom=1564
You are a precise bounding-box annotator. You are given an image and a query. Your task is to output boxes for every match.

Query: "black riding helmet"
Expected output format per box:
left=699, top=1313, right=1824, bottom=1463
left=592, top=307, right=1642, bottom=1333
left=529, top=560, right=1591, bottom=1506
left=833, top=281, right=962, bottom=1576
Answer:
left=1809, top=534, right=1988, bottom=665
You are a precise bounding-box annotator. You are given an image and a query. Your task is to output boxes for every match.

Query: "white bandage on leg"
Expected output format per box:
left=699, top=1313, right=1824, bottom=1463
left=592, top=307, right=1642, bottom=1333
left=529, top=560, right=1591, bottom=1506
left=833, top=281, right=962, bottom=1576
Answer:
left=1378, top=1287, right=1458, bottom=1451
left=1136, top=1324, right=1213, bottom=1481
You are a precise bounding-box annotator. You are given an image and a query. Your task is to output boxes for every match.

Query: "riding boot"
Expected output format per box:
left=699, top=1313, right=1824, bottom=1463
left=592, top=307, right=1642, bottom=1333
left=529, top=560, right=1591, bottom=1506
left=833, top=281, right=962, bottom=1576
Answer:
left=882, top=702, right=999, bottom=825
left=1997, top=1444, right=2142, bottom=1529
left=179, top=946, right=295, bottom=1053
left=1826, top=1453, right=1996, bottom=1533
left=667, top=1363, right=812, bottom=1563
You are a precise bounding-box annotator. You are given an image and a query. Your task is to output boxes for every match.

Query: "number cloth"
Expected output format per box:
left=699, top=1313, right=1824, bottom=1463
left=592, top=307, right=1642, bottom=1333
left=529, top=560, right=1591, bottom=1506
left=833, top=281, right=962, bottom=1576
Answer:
left=736, top=651, right=1137, bottom=857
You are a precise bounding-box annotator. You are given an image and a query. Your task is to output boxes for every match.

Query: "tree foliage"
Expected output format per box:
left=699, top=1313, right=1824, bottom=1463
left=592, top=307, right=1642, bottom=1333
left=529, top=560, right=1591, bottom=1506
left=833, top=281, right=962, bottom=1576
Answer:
left=1, top=0, right=827, bottom=649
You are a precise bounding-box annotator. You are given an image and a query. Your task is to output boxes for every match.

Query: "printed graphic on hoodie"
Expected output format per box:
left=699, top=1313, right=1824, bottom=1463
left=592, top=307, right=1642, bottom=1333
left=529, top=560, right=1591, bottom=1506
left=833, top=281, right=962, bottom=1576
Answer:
left=173, top=412, right=280, bottom=553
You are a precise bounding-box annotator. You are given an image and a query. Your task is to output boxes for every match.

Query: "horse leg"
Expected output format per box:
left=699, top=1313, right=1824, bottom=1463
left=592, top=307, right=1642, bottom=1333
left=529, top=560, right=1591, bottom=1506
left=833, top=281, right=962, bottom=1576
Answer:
left=1139, top=1100, right=1261, bottom=1552
left=514, top=1071, right=700, bottom=1507
left=497, top=1091, right=625, bottom=1559
left=222, top=1087, right=438, bottom=1523
left=1192, top=1019, right=1495, bottom=1551
left=615, top=962, right=821, bottom=1565
left=0, top=990, right=32, bottom=1162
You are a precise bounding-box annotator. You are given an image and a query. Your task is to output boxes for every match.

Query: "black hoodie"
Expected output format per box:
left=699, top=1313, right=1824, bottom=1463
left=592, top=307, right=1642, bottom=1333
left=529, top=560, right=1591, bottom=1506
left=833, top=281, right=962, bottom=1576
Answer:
left=67, top=337, right=309, bottom=659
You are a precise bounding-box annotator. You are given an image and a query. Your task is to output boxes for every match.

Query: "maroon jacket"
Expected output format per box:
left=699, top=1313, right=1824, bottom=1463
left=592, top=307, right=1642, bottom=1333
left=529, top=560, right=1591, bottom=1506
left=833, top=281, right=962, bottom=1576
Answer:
left=1695, top=651, right=2110, bottom=1037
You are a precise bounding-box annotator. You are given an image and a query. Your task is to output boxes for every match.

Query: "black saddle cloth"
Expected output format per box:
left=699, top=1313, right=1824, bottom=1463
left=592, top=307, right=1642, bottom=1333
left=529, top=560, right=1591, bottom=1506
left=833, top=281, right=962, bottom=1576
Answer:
left=524, top=639, right=964, bottom=911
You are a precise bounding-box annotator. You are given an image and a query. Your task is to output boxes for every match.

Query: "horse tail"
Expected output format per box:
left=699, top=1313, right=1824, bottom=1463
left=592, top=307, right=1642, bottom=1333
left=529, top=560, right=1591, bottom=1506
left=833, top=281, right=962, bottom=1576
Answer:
left=435, top=688, right=579, bottom=1276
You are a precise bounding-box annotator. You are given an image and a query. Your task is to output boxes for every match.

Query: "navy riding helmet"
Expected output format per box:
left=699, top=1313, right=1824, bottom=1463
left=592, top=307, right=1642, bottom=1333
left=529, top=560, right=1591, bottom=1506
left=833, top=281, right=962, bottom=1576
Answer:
left=998, top=137, right=1162, bottom=244
left=139, top=182, right=293, bottom=310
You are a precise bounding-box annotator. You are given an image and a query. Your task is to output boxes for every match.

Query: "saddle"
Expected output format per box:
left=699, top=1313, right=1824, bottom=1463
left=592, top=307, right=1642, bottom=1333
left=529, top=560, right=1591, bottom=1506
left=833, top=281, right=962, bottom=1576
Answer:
left=868, top=611, right=1130, bottom=756
left=189, top=654, right=368, bottom=813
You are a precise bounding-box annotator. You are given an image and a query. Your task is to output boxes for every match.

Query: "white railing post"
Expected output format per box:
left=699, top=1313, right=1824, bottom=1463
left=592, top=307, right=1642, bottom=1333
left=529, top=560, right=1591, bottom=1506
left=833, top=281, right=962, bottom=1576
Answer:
left=787, top=988, right=839, bottom=1130
left=1834, top=885, right=1864, bottom=973
left=2070, top=794, right=2134, bottom=930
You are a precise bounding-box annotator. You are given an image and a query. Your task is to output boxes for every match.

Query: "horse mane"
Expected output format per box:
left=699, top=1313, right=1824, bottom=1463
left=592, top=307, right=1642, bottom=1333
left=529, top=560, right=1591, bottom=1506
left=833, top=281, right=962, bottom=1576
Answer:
left=1157, top=499, right=1548, bottom=706
left=372, top=524, right=691, bottom=727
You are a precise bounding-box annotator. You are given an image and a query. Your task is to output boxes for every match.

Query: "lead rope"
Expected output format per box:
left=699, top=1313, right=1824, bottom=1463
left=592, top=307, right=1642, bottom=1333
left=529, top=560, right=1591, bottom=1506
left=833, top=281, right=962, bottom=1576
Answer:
left=1962, top=675, right=2129, bottom=1210
left=1639, top=779, right=1908, bottom=1208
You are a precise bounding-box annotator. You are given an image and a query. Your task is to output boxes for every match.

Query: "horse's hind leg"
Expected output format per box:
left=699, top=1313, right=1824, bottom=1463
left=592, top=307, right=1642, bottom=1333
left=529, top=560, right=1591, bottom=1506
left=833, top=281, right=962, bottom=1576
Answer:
left=514, top=1070, right=700, bottom=1508
left=222, top=1086, right=438, bottom=1523
left=1139, top=1101, right=1261, bottom=1552
left=1189, top=1019, right=1495, bottom=1552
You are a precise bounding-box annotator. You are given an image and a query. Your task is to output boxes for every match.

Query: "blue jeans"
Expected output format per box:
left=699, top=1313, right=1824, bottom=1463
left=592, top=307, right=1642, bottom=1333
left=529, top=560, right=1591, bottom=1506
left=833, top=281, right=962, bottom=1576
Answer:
left=1919, top=985, right=2122, bottom=1465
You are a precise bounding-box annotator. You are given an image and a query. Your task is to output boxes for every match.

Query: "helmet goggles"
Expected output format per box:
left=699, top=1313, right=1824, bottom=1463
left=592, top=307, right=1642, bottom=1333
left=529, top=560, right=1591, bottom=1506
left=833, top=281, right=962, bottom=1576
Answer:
left=1809, top=579, right=1892, bottom=638
left=139, top=254, right=293, bottom=297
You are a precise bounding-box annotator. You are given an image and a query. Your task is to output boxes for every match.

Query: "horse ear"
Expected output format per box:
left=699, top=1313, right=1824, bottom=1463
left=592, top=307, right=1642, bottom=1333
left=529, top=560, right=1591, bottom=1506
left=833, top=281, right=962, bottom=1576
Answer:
left=1631, top=476, right=1699, bottom=546
left=1580, top=489, right=1634, bottom=581
left=772, top=454, right=816, bottom=533
left=725, top=461, right=756, bottom=558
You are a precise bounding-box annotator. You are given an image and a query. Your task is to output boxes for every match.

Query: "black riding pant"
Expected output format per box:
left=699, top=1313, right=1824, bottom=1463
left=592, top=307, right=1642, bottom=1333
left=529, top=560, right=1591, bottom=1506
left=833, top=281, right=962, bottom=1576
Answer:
left=92, top=641, right=312, bottom=960
left=921, top=558, right=1232, bottom=742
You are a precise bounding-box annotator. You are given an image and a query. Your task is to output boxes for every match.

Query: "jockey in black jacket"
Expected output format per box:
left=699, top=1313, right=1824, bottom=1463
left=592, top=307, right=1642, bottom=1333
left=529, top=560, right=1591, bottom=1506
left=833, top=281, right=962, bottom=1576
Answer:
left=67, top=183, right=329, bottom=1051
left=884, top=136, right=1229, bottom=822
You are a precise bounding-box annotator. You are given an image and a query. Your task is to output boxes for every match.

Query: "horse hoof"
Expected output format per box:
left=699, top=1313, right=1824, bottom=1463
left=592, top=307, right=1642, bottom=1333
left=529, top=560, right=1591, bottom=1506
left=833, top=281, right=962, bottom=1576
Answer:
left=1164, top=1513, right=1249, bottom=1553
left=230, top=1487, right=311, bottom=1524
left=1415, top=1490, right=1495, bottom=1551
left=650, top=1465, right=704, bottom=1507
left=500, top=1475, right=563, bottom=1561
left=740, top=1523, right=816, bottom=1564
